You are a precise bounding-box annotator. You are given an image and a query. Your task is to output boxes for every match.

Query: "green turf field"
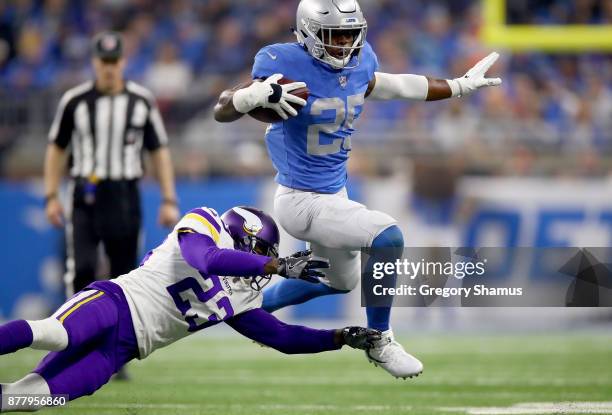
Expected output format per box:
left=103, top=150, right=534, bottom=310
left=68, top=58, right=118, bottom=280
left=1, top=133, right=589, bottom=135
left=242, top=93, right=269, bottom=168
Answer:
left=1, top=332, right=611, bottom=415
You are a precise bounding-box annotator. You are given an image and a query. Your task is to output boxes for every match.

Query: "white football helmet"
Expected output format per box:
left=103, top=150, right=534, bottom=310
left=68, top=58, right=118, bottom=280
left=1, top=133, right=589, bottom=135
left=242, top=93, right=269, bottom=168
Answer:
left=295, top=0, right=368, bottom=69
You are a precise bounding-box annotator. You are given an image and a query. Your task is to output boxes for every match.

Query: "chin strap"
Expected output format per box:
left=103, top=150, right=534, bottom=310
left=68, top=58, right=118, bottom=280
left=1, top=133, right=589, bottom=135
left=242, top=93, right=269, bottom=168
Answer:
left=320, top=31, right=364, bottom=69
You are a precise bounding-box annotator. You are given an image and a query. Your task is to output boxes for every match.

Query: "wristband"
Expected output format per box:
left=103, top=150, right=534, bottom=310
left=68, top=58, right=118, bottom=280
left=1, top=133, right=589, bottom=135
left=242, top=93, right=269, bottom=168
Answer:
left=232, top=87, right=254, bottom=113
left=446, top=79, right=463, bottom=98
left=162, top=198, right=178, bottom=206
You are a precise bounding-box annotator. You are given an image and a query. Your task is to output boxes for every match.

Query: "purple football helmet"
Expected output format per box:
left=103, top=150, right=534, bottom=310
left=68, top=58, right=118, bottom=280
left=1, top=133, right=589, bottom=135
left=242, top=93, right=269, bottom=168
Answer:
left=221, top=206, right=280, bottom=290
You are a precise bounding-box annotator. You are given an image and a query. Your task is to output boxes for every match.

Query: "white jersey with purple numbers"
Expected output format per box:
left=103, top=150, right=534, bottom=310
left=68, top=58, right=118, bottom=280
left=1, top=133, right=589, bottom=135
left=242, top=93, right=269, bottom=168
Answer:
left=252, top=42, right=378, bottom=194
left=113, top=207, right=262, bottom=358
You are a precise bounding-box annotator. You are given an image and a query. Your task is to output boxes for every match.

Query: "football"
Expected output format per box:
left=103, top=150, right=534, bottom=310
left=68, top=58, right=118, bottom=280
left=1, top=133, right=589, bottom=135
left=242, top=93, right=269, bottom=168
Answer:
left=249, top=77, right=309, bottom=123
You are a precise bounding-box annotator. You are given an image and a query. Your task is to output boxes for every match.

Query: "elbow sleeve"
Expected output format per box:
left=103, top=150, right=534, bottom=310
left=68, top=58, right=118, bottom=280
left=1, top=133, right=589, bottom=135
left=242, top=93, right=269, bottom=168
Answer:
left=368, top=72, right=428, bottom=101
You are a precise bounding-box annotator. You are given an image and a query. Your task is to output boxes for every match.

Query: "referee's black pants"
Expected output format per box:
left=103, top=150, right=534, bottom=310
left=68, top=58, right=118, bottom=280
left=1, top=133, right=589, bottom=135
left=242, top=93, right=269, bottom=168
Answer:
left=65, top=179, right=142, bottom=296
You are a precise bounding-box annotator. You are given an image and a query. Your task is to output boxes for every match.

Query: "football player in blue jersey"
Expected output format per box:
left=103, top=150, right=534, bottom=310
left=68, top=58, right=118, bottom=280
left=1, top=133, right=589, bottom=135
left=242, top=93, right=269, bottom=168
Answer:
left=214, top=0, right=502, bottom=379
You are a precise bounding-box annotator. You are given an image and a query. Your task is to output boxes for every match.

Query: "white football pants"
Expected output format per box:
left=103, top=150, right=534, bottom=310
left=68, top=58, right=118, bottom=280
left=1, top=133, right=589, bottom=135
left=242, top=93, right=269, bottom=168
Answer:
left=274, top=185, right=396, bottom=291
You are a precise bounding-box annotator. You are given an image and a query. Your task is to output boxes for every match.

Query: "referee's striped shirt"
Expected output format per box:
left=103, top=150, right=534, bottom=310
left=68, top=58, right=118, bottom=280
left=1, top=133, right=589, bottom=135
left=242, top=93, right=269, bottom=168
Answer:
left=48, top=80, right=168, bottom=180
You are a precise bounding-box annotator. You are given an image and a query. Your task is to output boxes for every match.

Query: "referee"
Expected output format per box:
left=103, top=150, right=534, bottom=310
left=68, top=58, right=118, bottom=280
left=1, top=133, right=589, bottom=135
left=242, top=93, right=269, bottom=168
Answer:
left=43, top=31, right=180, bottom=297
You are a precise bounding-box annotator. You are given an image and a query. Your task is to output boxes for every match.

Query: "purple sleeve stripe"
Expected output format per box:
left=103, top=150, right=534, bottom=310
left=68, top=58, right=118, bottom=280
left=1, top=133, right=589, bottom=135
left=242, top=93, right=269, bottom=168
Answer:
left=190, top=208, right=221, bottom=233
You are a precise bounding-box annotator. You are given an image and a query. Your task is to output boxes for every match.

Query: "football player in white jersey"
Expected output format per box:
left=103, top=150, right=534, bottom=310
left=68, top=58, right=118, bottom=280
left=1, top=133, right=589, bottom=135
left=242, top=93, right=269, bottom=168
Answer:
left=0, top=206, right=381, bottom=412
left=214, top=0, right=501, bottom=379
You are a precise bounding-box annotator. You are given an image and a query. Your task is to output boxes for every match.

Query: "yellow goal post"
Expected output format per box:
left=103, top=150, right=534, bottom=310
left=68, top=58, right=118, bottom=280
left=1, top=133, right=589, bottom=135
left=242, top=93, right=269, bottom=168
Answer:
left=481, top=0, right=612, bottom=52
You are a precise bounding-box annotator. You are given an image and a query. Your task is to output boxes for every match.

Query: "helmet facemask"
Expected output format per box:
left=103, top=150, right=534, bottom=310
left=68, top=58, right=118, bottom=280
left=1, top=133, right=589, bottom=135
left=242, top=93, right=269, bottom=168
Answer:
left=235, top=234, right=279, bottom=291
left=297, top=18, right=367, bottom=70
left=221, top=206, right=280, bottom=292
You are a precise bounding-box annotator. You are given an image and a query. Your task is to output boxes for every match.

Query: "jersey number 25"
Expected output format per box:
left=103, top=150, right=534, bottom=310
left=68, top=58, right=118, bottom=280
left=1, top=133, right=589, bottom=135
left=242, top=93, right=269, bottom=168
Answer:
left=307, top=94, right=365, bottom=156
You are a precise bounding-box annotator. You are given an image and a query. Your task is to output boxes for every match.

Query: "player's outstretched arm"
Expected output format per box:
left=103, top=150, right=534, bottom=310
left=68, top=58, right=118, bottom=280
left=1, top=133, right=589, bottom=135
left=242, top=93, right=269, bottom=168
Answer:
left=366, top=52, right=502, bottom=102
left=178, top=232, right=328, bottom=282
left=225, top=308, right=381, bottom=354
left=213, top=74, right=306, bottom=122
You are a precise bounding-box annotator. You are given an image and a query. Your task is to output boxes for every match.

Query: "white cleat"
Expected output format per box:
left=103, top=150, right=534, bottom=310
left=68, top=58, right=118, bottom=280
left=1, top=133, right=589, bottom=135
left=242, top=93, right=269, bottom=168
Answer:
left=365, top=329, right=423, bottom=379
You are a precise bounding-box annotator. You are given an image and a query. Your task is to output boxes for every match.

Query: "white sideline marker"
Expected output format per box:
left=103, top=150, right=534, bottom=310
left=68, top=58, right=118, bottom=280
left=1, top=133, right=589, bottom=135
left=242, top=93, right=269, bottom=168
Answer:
left=439, top=401, right=612, bottom=414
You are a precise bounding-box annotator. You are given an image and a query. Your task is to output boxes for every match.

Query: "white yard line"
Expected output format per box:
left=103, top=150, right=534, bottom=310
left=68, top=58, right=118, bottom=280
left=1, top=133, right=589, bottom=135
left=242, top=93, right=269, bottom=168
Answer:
left=57, top=400, right=612, bottom=414
left=439, top=401, right=612, bottom=414
left=69, top=403, right=202, bottom=410
left=70, top=402, right=412, bottom=412
left=137, top=375, right=610, bottom=394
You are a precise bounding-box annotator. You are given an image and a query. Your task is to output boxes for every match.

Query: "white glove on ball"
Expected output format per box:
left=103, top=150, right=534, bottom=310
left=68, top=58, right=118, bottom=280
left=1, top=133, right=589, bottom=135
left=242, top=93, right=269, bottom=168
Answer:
left=232, top=73, right=307, bottom=120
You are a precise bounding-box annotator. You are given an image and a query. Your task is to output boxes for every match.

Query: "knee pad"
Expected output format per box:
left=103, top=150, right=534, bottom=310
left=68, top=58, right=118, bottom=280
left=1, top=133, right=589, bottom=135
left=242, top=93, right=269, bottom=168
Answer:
left=326, top=278, right=357, bottom=292
left=27, top=318, right=68, bottom=351
left=352, top=209, right=396, bottom=248
left=371, top=225, right=404, bottom=249
left=322, top=250, right=361, bottom=292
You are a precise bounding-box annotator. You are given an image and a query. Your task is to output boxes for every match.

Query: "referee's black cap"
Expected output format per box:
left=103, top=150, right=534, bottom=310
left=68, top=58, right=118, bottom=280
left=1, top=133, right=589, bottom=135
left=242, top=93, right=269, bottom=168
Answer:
left=92, top=31, right=123, bottom=61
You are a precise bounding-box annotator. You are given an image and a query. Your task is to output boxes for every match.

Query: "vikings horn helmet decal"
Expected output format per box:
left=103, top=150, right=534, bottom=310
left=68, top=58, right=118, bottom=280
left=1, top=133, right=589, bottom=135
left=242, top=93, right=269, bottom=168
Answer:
left=220, top=206, right=280, bottom=291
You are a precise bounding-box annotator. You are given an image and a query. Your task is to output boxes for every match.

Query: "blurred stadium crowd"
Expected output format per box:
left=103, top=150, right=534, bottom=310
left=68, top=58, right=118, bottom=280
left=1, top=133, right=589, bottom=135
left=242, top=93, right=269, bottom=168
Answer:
left=0, top=0, right=610, bottom=178
left=507, top=0, right=612, bottom=24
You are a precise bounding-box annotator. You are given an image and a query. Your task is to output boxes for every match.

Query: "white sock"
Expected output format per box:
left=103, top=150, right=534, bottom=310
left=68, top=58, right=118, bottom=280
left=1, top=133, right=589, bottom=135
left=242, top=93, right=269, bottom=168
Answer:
left=1, top=374, right=50, bottom=412
left=26, top=319, right=68, bottom=351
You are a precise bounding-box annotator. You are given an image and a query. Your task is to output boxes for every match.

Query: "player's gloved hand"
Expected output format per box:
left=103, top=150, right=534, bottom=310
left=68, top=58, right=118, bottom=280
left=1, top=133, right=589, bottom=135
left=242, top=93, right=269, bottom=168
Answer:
left=277, top=249, right=329, bottom=283
left=447, top=52, right=502, bottom=97
left=341, top=327, right=382, bottom=350
left=232, top=73, right=307, bottom=120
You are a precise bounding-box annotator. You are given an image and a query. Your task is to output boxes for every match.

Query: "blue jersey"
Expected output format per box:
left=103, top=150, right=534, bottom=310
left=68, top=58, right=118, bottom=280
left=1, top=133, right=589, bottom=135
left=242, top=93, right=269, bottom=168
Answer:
left=252, top=42, right=378, bottom=193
